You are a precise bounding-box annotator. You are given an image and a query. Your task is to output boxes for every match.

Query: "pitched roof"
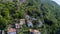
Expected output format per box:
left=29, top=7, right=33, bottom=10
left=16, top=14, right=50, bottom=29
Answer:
left=29, top=29, right=40, bottom=34
left=7, top=28, right=16, bottom=32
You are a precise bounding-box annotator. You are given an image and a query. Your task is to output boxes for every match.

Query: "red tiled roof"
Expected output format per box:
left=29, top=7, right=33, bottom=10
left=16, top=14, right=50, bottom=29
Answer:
left=7, top=28, right=16, bottom=32
left=29, top=29, right=40, bottom=33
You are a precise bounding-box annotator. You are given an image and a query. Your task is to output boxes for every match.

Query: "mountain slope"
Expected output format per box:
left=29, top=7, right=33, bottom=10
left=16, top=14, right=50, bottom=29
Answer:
left=0, top=0, right=60, bottom=34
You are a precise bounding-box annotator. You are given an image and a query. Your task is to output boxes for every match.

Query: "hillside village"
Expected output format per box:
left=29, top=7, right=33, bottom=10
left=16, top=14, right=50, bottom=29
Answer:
left=0, top=15, right=42, bottom=34
left=0, top=0, right=60, bottom=34
left=0, top=0, right=42, bottom=34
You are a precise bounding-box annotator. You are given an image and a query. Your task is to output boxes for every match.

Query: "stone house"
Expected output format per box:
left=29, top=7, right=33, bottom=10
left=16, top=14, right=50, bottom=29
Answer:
left=27, top=20, right=33, bottom=28
left=15, top=23, right=20, bottom=29
left=7, top=28, right=16, bottom=34
left=6, top=19, right=25, bottom=34
left=19, top=19, right=25, bottom=25
left=15, top=19, right=25, bottom=29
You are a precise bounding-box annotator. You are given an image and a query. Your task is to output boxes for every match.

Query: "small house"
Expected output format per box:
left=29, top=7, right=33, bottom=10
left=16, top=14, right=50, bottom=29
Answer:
left=15, top=19, right=25, bottom=29
left=33, top=30, right=41, bottom=34
left=15, top=23, right=22, bottom=33
left=29, top=29, right=34, bottom=34
left=7, top=28, right=16, bottom=34
left=15, top=23, right=20, bottom=29
left=29, top=29, right=41, bottom=34
left=19, top=19, right=25, bottom=26
left=27, top=20, right=33, bottom=28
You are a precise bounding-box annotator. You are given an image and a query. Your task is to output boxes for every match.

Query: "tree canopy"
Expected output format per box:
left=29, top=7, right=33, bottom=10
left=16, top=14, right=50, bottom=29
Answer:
left=0, top=0, right=60, bottom=34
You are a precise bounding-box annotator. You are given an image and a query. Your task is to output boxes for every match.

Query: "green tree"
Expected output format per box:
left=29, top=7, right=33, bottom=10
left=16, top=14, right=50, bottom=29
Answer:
left=0, top=15, right=8, bottom=30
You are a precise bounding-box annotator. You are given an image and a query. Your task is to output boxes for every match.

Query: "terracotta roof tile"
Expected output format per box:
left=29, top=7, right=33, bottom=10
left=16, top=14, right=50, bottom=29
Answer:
left=7, top=28, right=16, bottom=32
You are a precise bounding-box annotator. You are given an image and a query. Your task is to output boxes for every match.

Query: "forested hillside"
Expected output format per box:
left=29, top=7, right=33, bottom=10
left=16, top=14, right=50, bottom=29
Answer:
left=0, top=0, right=60, bottom=34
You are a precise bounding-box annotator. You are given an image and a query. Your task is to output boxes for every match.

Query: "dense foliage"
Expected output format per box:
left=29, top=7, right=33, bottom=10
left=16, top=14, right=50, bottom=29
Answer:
left=0, top=0, right=60, bottom=34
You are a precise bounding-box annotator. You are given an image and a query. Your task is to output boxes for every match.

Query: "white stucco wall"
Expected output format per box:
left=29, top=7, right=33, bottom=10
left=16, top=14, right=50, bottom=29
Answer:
left=7, top=32, right=16, bottom=34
